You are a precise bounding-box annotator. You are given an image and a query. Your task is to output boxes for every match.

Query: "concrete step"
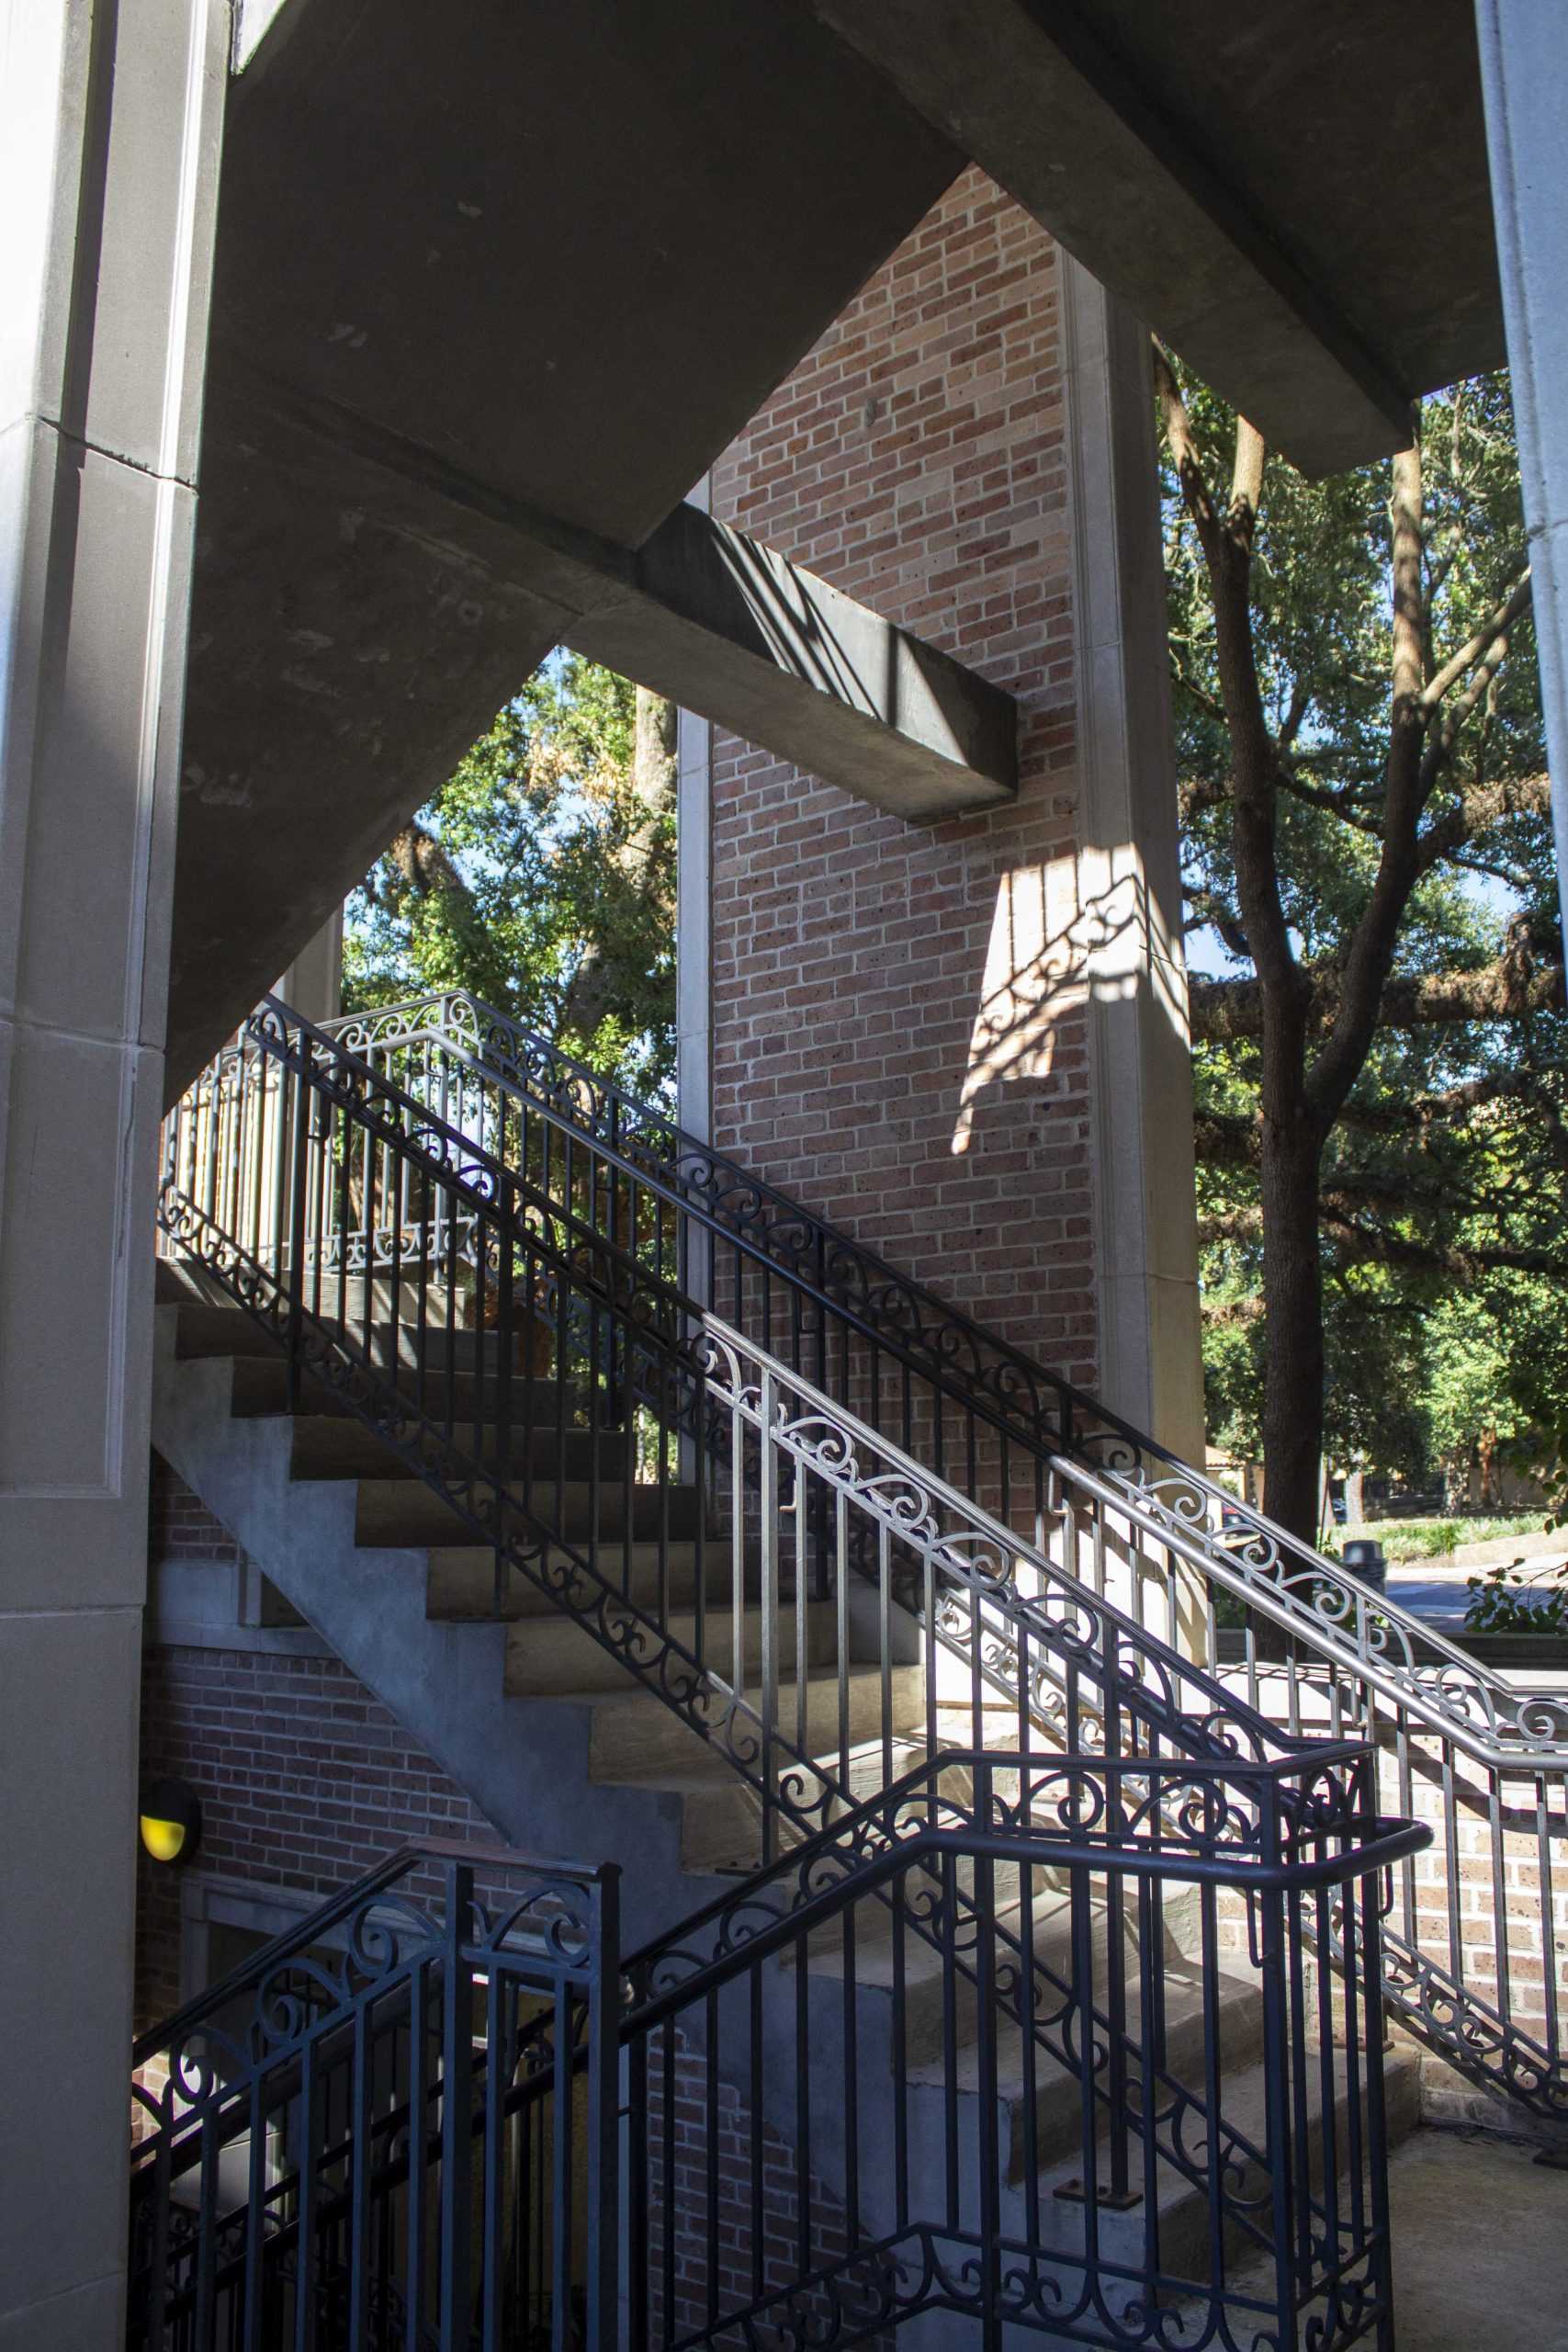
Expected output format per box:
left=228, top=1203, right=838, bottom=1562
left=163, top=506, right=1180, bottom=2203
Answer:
left=172, top=1299, right=288, bottom=1362
left=227, top=1351, right=603, bottom=1432
left=424, top=1539, right=745, bottom=1622
left=288, top=1414, right=625, bottom=1484
left=172, top=1289, right=573, bottom=1383
left=914, top=1950, right=1268, bottom=2183
left=354, top=1473, right=703, bottom=1549
left=503, top=1599, right=839, bottom=1697
left=802, top=1875, right=1126, bottom=2071
left=590, top=1677, right=928, bottom=1870
left=1095, top=2040, right=1423, bottom=2300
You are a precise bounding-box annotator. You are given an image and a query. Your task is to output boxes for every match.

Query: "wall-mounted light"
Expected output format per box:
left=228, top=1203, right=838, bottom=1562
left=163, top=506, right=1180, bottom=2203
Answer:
left=140, top=1777, right=202, bottom=1865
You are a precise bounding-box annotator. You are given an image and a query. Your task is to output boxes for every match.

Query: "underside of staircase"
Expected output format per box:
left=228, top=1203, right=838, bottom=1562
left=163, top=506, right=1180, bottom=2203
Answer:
left=150, top=1253, right=1420, bottom=2301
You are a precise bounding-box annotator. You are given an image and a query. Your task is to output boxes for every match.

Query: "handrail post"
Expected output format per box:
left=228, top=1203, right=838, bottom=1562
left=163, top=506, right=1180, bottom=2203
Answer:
left=495, top=1173, right=514, bottom=1620
left=439, top=1859, right=476, bottom=2347
left=759, top=1364, right=779, bottom=1867
left=286, top=1049, right=310, bottom=1413
left=584, top=1867, right=621, bottom=2351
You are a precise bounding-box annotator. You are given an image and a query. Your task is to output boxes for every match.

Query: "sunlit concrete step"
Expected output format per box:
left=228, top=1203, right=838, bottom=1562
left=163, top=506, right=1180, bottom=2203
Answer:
left=798, top=1873, right=1129, bottom=2068
left=288, top=1414, right=624, bottom=1484
left=354, top=1473, right=703, bottom=1549
left=424, top=1539, right=741, bottom=1623
left=590, top=1675, right=927, bottom=1870
left=1042, top=2039, right=1422, bottom=2301
left=908, top=1951, right=1267, bottom=2188
left=504, top=1600, right=838, bottom=1698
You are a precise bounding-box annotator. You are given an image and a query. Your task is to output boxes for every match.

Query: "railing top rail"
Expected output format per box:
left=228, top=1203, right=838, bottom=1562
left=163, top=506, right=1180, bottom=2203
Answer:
left=306, top=986, right=1568, bottom=1753
left=131, top=1838, right=615, bottom=2068
left=254, top=996, right=704, bottom=1325
left=173, top=1008, right=1302, bottom=1774
left=701, top=1312, right=1299, bottom=1760
left=615, top=1747, right=1425, bottom=2042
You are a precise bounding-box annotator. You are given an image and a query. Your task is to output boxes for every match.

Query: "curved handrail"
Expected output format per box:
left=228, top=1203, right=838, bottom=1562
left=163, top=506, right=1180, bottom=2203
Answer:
left=320, top=988, right=1568, bottom=1760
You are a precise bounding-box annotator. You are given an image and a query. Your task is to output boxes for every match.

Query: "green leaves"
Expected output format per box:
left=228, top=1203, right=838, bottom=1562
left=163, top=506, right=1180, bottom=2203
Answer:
left=1168, top=362, right=1563, bottom=1483
left=344, top=656, right=675, bottom=1097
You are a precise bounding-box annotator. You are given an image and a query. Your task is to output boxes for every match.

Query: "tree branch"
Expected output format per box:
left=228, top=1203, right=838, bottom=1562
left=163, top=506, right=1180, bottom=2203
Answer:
left=1419, top=570, right=1532, bottom=711
left=1415, top=770, right=1552, bottom=874
left=1191, top=950, right=1566, bottom=1041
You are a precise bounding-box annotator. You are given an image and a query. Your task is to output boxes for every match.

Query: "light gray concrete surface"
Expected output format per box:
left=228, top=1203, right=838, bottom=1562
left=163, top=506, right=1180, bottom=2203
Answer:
left=1476, top=0, right=1568, bottom=1019
left=0, top=1, right=226, bottom=2342
left=1064, top=256, right=1205, bottom=1467
left=801, top=0, right=1504, bottom=477
left=151, top=1307, right=720, bottom=1954
left=1383, top=2129, right=1568, bottom=2352
left=164, top=0, right=964, bottom=1092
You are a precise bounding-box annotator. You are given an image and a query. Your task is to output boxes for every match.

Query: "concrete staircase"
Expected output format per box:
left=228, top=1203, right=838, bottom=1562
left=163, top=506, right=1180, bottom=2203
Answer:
left=152, top=1251, right=1421, bottom=2312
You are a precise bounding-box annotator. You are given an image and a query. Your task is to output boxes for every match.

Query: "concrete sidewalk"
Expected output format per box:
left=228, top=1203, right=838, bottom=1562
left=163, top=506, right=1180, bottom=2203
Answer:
left=1383, top=2128, right=1568, bottom=2351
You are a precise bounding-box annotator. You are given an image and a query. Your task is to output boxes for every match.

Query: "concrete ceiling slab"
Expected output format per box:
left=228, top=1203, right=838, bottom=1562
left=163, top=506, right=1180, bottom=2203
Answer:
left=169, top=0, right=962, bottom=1092
left=800, top=0, right=1505, bottom=477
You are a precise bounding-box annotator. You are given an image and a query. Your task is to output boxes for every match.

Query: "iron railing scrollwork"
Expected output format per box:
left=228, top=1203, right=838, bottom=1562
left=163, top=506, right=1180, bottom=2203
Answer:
left=130, top=1771, right=1425, bottom=2352
left=129, top=1843, right=619, bottom=2352
left=301, top=988, right=1568, bottom=2128
left=158, top=1002, right=1397, bottom=2277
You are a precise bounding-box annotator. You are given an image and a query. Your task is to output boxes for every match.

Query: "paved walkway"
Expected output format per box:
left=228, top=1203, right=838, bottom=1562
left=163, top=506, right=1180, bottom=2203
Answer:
left=1384, top=2128, right=1568, bottom=2351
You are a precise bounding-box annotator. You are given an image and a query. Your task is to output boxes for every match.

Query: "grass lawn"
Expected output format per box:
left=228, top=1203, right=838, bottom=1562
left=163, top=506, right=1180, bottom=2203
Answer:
left=1333, top=1511, right=1551, bottom=1562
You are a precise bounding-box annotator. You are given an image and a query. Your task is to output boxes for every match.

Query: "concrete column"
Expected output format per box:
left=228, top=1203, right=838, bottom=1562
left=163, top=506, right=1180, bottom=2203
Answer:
left=275, top=903, right=344, bottom=1027
left=1061, top=256, right=1206, bottom=1463
left=676, top=475, right=715, bottom=1150
left=1474, top=0, right=1568, bottom=965
left=0, top=3, right=226, bottom=2343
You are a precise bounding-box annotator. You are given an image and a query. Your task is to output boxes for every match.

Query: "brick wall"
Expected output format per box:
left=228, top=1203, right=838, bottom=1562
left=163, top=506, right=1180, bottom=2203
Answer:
left=149, top=1445, right=242, bottom=1565
left=643, top=2023, right=892, bottom=2350
left=1212, top=1728, right=1567, bottom=2136
left=707, top=167, right=1096, bottom=1390
left=135, top=1466, right=502, bottom=2041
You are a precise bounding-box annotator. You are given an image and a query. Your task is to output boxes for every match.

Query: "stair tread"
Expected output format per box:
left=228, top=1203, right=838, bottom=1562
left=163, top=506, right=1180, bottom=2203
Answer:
left=911, top=1957, right=1262, bottom=2107
left=1030, top=2037, right=1420, bottom=2221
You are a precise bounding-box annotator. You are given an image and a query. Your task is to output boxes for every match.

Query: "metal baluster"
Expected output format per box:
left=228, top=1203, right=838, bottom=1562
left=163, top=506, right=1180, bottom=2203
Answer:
left=759, top=1366, right=779, bottom=1865
left=438, top=1862, right=474, bottom=2350
left=405, top=1959, right=428, bottom=2346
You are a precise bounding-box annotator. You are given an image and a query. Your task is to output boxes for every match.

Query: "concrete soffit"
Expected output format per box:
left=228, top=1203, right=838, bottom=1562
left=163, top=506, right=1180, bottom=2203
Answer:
left=231, top=368, right=1019, bottom=827
left=796, top=0, right=1500, bottom=479
left=1061, top=256, right=1206, bottom=1464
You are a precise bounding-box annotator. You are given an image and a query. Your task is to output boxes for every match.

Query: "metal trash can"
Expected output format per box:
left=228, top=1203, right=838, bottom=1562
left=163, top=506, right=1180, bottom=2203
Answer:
left=1342, top=1536, right=1387, bottom=1594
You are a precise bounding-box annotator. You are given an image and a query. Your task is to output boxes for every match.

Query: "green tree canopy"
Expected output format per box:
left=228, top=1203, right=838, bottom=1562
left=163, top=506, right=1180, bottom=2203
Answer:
left=344, top=657, right=677, bottom=1097
left=1161, top=363, right=1566, bottom=1518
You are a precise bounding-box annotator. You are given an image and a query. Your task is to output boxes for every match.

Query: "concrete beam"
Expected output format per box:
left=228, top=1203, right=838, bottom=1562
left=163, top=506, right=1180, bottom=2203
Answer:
left=801, top=0, right=1502, bottom=478
left=257, top=381, right=1015, bottom=820
left=164, top=364, right=1015, bottom=1099
left=168, top=0, right=965, bottom=1091
left=570, top=502, right=1017, bottom=822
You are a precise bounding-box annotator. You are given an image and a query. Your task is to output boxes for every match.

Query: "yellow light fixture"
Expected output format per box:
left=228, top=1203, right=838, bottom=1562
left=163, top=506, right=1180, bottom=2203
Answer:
left=139, top=1777, right=202, bottom=1865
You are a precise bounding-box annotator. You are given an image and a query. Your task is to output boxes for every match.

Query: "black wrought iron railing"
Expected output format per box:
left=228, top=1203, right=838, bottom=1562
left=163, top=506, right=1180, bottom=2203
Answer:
left=158, top=1001, right=1305, bottom=1844
left=129, top=1762, right=1424, bottom=2352
left=300, top=989, right=1568, bottom=2130
left=129, top=1844, right=619, bottom=2352
left=156, top=1003, right=1378, bottom=2283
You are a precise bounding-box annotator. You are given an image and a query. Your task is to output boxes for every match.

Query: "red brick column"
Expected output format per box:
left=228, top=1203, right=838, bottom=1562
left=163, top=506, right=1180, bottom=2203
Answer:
left=706, top=168, right=1097, bottom=1389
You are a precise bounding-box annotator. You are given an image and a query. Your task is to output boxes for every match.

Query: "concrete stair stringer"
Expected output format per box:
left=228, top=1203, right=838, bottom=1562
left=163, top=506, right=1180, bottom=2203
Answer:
left=151, top=1306, right=726, bottom=1951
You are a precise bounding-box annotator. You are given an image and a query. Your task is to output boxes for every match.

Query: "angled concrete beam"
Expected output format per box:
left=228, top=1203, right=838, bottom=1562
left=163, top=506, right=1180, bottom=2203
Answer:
left=238, top=374, right=1018, bottom=821
left=568, top=502, right=1017, bottom=820
left=800, top=0, right=1416, bottom=477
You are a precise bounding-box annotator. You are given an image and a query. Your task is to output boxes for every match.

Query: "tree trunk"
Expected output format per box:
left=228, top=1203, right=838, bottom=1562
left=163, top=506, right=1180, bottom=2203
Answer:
left=1258, top=1111, right=1325, bottom=1540
left=633, top=685, right=678, bottom=814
